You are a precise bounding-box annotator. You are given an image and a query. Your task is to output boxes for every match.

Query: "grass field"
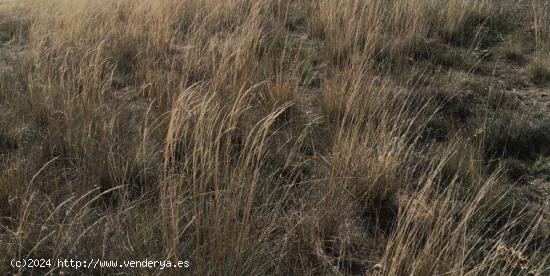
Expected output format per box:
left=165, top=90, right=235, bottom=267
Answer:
left=1, top=0, right=549, bottom=275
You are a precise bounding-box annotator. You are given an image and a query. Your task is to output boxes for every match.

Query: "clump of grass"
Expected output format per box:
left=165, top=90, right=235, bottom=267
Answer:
left=261, top=75, right=301, bottom=123
left=320, top=63, right=368, bottom=123
left=500, top=158, right=530, bottom=181
left=530, top=0, right=550, bottom=85
left=529, top=56, right=550, bottom=86
left=503, top=40, right=526, bottom=64
left=438, top=138, right=485, bottom=189
left=0, top=132, right=17, bottom=153
left=434, top=0, right=490, bottom=44
left=485, top=110, right=550, bottom=160
left=0, top=158, right=20, bottom=225
left=0, top=5, right=29, bottom=44
left=532, top=156, right=550, bottom=178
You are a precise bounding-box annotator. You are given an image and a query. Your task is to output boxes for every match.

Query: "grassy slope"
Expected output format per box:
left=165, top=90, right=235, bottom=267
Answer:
left=0, top=0, right=549, bottom=275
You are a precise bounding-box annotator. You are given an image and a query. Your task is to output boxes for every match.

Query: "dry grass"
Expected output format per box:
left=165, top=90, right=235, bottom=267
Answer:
left=0, top=0, right=548, bottom=275
left=529, top=0, right=550, bottom=86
